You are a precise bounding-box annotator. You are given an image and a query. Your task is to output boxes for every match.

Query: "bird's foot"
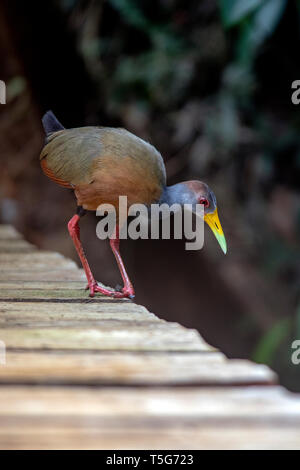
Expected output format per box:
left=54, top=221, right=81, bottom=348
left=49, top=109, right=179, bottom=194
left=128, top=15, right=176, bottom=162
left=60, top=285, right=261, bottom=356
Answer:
left=115, top=284, right=135, bottom=299
left=88, top=281, right=134, bottom=299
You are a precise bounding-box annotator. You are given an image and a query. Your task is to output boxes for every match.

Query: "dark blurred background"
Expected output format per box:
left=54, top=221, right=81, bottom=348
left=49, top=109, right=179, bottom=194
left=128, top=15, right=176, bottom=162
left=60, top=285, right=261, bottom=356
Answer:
left=0, top=0, right=300, bottom=390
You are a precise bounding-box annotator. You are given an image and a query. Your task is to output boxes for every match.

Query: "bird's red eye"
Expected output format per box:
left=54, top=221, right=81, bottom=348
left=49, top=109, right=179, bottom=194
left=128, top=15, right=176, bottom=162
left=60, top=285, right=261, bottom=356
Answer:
left=199, top=197, right=209, bottom=208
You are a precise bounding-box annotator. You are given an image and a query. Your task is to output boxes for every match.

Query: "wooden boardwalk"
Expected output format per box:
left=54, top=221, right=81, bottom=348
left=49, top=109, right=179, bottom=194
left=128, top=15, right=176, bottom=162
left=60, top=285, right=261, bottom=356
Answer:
left=0, top=224, right=299, bottom=449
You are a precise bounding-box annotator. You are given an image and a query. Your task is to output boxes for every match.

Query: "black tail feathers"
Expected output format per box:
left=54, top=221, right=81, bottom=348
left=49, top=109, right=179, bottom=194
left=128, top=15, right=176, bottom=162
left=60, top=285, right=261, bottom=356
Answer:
left=42, top=110, right=65, bottom=136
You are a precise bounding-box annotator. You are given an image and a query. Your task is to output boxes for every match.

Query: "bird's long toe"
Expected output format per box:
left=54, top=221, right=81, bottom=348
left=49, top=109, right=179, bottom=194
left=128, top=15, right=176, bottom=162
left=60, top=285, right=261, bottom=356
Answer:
left=109, top=283, right=135, bottom=299
left=88, top=282, right=134, bottom=299
left=88, top=282, right=116, bottom=298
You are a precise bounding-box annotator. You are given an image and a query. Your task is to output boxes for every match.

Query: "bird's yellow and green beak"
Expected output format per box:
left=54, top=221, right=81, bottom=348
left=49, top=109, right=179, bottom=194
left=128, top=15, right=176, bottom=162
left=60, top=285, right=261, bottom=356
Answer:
left=204, top=208, right=227, bottom=254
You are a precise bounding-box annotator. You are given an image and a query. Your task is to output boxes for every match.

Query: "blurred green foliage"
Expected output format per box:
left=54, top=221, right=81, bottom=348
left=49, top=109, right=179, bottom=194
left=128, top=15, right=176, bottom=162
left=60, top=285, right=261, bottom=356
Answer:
left=221, top=0, right=287, bottom=65
left=219, top=0, right=300, bottom=385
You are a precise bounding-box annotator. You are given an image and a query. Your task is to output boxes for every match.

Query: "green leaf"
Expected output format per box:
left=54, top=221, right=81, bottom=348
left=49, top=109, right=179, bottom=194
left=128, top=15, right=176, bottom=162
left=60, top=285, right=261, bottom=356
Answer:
left=108, top=0, right=150, bottom=31
left=219, top=0, right=263, bottom=28
left=249, top=0, right=287, bottom=49
left=235, top=0, right=287, bottom=66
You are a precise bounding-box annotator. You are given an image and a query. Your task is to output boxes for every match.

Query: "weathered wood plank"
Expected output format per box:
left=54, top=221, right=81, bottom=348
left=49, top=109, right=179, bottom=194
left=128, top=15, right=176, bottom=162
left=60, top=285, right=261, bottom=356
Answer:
left=0, top=281, right=84, bottom=290
left=0, top=323, right=212, bottom=351
left=0, top=351, right=276, bottom=386
left=1, top=385, right=298, bottom=419
left=0, top=252, right=78, bottom=270
left=0, top=288, right=126, bottom=300
left=0, top=239, right=36, bottom=253
left=0, top=386, right=299, bottom=449
left=1, top=427, right=300, bottom=450
left=0, top=225, right=22, bottom=240
left=0, top=269, right=86, bottom=281
left=0, top=301, right=158, bottom=325
left=0, top=428, right=300, bottom=450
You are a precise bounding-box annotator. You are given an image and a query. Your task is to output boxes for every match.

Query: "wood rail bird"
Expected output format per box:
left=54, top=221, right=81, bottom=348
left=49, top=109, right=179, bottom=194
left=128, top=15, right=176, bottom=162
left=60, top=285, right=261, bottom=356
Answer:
left=40, top=111, right=227, bottom=298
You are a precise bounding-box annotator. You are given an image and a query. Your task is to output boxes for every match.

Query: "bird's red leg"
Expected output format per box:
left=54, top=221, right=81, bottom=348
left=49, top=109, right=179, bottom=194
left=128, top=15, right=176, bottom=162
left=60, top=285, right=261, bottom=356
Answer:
left=68, top=208, right=127, bottom=298
left=110, top=226, right=135, bottom=299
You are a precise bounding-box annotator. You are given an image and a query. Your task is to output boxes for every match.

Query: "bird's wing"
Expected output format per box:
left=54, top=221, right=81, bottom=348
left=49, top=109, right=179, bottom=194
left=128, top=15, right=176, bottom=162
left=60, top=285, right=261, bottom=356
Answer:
left=40, top=127, right=105, bottom=186
left=40, top=127, right=166, bottom=190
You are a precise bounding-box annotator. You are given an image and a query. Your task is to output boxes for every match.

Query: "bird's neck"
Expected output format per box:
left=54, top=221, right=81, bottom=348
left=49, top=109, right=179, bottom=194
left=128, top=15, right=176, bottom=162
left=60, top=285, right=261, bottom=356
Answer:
left=158, top=183, right=196, bottom=207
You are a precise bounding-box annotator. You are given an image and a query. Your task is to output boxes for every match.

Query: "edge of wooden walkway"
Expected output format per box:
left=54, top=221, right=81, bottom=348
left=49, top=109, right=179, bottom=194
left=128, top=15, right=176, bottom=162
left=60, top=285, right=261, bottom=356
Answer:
left=0, top=224, right=299, bottom=450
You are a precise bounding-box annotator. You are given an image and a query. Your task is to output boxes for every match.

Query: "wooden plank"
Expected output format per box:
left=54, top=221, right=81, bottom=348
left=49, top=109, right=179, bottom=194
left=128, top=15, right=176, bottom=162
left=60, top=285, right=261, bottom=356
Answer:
left=0, top=386, right=299, bottom=449
left=0, top=281, right=84, bottom=290
left=0, top=252, right=78, bottom=270
left=0, top=269, right=86, bottom=281
left=0, top=385, right=298, bottom=418
left=0, top=288, right=126, bottom=300
left=0, top=225, right=22, bottom=240
left=0, top=239, right=36, bottom=253
left=0, top=351, right=276, bottom=386
left=0, top=323, right=212, bottom=351
left=0, top=301, right=158, bottom=325
left=1, top=427, right=299, bottom=450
